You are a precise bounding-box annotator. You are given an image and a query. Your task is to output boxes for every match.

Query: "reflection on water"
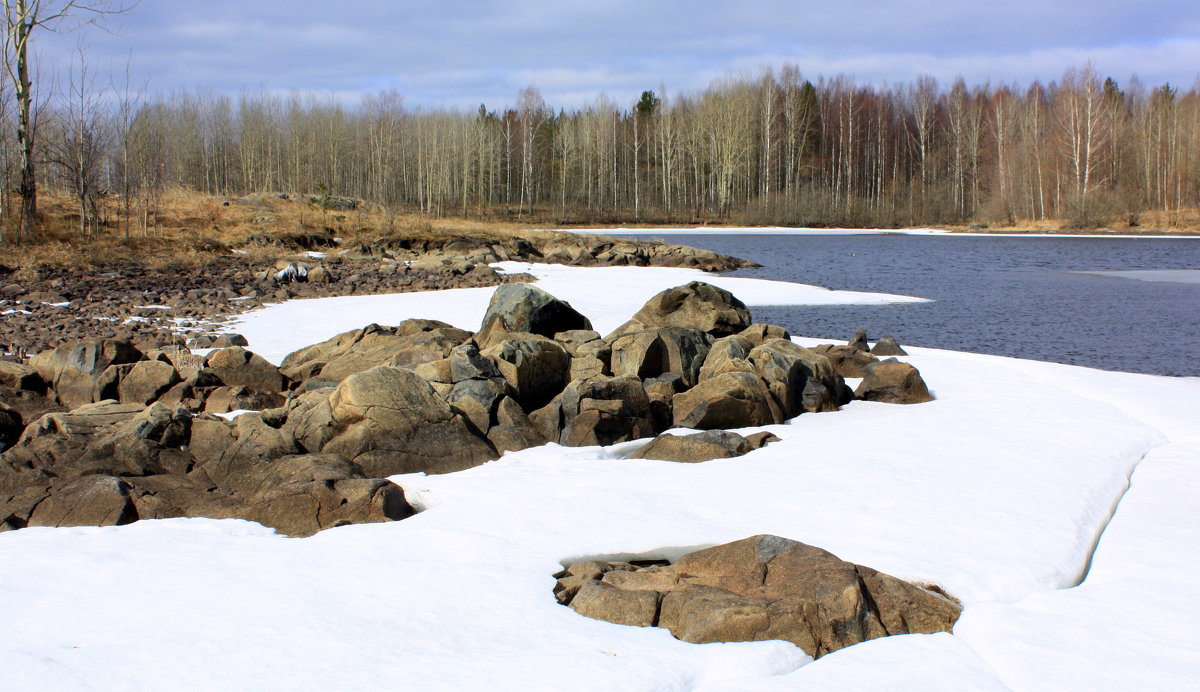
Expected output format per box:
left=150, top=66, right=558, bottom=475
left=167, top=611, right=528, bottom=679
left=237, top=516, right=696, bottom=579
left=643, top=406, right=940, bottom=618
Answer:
left=627, top=233, right=1200, bottom=377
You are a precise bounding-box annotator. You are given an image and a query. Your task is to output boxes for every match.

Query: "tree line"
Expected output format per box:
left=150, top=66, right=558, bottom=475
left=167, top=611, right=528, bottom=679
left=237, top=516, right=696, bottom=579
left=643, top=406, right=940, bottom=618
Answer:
left=3, top=41, right=1199, bottom=240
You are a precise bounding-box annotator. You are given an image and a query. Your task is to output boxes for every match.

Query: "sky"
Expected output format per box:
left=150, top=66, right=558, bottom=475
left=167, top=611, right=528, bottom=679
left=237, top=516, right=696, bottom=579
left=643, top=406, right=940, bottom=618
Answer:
left=33, top=0, right=1200, bottom=110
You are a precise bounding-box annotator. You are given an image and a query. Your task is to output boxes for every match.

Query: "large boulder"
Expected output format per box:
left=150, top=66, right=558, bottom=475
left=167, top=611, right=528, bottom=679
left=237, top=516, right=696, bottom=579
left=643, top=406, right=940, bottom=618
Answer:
left=610, top=327, right=713, bottom=389
left=320, top=365, right=496, bottom=476
left=2, top=401, right=148, bottom=476
left=551, top=375, right=660, bottom=447
left=117, top=359, right=182, bottom=406
left=232, top=454, right=412, bottom=536
left=748, top=339, right=847, bottom=416
left=628, top=430, right=752, bottom=463
left=812, top=344, right=879, bottom=379
left=280, top=320, right=473, bottom=385
left=855, top=360, right=934, bottom=404
left=28, top=338, right=145, bottom=409
left=0, top=361, right=44, bottom=392
left=482, top=335, right=570, bottom=412
left=22, top=476, right=138, bottom=528
left=476, top=283, right=592, bottom=347
left=672, top=371, right=780, bottom=429
left=556, top=535, right=961, bottom=659
left=206, top=347, right=287, bottom=393
left=623, top=282, right=752, bottom=337
left=0, top=403, right=21, bottom=452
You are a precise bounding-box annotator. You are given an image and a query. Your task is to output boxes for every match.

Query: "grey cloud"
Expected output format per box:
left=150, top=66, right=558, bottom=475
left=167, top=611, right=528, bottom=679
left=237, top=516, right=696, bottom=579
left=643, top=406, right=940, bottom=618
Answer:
left=32, top=0, right=1200, bottom=109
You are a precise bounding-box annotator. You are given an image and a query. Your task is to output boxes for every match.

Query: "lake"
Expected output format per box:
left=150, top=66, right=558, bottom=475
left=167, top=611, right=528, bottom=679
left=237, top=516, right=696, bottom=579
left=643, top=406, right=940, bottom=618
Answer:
left=625, top=233, right=1200, bottom=377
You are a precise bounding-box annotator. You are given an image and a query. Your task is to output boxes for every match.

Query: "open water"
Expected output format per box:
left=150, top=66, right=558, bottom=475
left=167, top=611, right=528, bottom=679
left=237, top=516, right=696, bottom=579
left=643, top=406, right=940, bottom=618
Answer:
left=628, top=233, right=1200, bottom=377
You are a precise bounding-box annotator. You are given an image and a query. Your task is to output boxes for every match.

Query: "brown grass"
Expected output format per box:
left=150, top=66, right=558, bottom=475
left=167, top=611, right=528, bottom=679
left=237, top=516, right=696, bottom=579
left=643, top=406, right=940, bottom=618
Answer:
left=5, top=188, right=1199, bottom=271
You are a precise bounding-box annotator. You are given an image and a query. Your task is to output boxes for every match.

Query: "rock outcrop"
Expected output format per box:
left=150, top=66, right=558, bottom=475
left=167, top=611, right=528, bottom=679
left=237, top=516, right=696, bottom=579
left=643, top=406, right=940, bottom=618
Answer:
left=855, top=360, right=934, bottom=404
left=555, top=535, right=961, bottom=659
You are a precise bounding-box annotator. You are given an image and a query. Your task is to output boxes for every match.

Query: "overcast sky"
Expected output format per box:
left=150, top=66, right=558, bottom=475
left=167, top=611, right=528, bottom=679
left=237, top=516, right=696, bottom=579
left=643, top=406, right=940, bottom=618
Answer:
left=35, top=0, right=1200, bottom=109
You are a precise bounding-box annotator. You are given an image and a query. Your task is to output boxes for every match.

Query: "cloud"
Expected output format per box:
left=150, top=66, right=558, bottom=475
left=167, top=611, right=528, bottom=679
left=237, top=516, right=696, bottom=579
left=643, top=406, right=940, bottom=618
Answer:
left=30, top=0, right=1200, bottom=109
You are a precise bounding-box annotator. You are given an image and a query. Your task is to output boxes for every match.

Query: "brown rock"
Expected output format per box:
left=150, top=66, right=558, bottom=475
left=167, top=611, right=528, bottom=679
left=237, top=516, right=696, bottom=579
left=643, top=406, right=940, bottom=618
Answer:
left=871, top=336, right=909, bottom=356
left=206, top=346, right=287, bottom=393
left=629, top=430, right=752, bottom=463
left=476, top=283, right=592, bottom=347
left=25, top=476, right=138, bottom=528
left=813, top=344, right=879, bottom=379
left=27, top=338, right=145, bottom=409
left=279, top=320, right=472, bottom=385
left=628, top=282, right=752, bottom=337
left=557, top=535, right=961, bottom=659
left=672, top=372, right=780, bottom=429
left=610, top=327, right=713, bottom=389
left=482, top=335, right=570, bottom=412
left=855, top=360, right=934, bottom=404
left=321, top=365, right=496, bottom=476
left=117, top=360, right=181, bottom=405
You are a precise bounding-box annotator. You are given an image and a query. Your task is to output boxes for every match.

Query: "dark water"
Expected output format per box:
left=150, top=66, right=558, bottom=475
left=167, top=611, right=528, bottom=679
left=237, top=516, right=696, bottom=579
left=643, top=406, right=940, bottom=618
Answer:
left=632, top=233, right=1200, bottom=377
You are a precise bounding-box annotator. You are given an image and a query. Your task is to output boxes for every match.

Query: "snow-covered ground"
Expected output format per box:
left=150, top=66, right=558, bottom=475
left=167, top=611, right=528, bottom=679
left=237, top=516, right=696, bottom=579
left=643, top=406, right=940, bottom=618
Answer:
left=221, top=262, right=927, bottom=365
left=2, top=263, right=1198, bottom=691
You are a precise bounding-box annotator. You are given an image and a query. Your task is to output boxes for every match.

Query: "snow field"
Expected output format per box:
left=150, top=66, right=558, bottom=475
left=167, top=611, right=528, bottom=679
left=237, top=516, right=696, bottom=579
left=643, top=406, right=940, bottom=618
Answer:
left=1, top=262, right=1198, bottom=690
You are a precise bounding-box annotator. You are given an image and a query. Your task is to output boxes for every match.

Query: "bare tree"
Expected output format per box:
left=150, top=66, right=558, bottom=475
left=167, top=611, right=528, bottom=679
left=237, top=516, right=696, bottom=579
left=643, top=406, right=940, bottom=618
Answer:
left=1, top=0, right=132, bottom=240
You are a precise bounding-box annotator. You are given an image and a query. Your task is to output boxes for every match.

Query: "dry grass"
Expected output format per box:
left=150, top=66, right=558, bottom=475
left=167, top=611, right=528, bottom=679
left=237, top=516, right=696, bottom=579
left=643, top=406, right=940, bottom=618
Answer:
left=5, top=188, right=1199, bottom=271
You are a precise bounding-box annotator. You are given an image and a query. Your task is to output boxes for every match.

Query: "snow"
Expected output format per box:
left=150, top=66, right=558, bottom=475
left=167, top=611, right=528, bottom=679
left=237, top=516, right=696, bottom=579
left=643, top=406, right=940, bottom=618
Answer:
left=299, top=250, right=327, bottom=259
left=133, top=304, right=173, bottom=310
left=223, top=261, right=927, bottom=365
left=3, top=264, right=1200, bottom=690
left=1072, top=269, right=1200, bottom=284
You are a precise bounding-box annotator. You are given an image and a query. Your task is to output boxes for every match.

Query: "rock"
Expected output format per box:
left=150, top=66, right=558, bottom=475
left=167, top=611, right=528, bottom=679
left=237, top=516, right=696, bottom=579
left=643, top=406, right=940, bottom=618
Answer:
left=117, top=360, right=181, bottom=405
left=25, top=476, right=137, bottom=528
left=0, top=361, right=44, bottom=392
left=205, top=346, right=287, bottom=393
left=738, top=323, right=792, bottom=346
left=557, top=375, right=660, bottom=447
left=2, top=401, right=147, bottom=475
left=476, top=283, right=592, bottom=347
left=0, top=402, right=21, bottom=451
left=556, top=330, right=611, bottom=380
left=812, top=344, right=879, bottom=379
left=482, top=335, right=570, bottom=412
left=202, top=386, right=285, bottom=413
left=697, top=335, right=755, bottom=382
left=871, top=336, right=908, bottom=356
left=672, top=371, right=779, bottom=429
left=629, top=430, right=752, bottom=462
left=279, top=320, right=472, bottom=385
left=225, top=453, right=413, bottom=537
left=610, top=327, right=713, bottom=389
left=855, top=360, right=934, bottom=404
left=64, top=403, right=192, bottom=477
left=210, top=333, right=250, bottom=348
left=848, top=327, right=870, bottom=352
left=321, top=365, right=496, bottom=476
left=749, top=339, right=846, bottom=416
left=27, top=338, right=145, bottom=409
left=486, top=396, right=547, bottom=453
left=556, top=535, right=961, bottom=659
left=745, top=431, right=781, bottom=449
left=627, top=282, right=752, bottom=337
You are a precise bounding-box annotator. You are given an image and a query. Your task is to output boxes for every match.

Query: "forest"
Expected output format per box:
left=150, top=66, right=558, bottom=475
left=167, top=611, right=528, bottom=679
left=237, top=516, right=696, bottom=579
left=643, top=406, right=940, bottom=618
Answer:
left=3, top=51, right=1199, bottom=239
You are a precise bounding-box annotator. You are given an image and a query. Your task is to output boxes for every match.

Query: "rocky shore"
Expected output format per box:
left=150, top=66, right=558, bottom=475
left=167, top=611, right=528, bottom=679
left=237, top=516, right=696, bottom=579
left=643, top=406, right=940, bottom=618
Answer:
left=1, top=279, right=929, bottom=536
left=0, top=232, right=756, bottom=359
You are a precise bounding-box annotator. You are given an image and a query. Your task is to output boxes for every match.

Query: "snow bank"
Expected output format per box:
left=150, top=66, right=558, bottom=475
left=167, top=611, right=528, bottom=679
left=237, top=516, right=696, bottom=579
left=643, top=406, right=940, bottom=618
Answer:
left=223, top=261, right=927, bottom=365
left=3, top=267, right=1199, bottom=690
